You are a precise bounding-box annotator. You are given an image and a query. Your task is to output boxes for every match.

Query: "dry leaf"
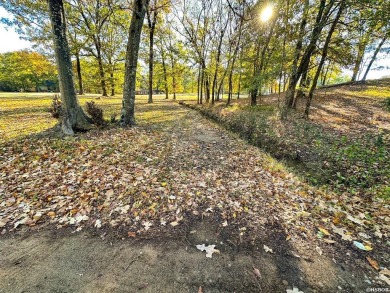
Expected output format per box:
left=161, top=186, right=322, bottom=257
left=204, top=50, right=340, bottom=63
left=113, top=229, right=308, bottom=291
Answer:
left=105, top=189, right=114, bottom=197
left=253, top=267, right=261, bottom=278
left=379, top=274, right=390, bottom=286
left=198, top=286, right=203, bottom=293
left=366, top=257, right=379, bottom=270
left=196, top=244, right=220, bottom=258
left=128, top=231, right=136, bottom=238
left=47, top=211, right=56, bottom=218
left=380, top=269, right=390, bottom=276
left=263, top=245, right=273, bottom=253
left=170, top=221, right=179, bottom=227
left=318, top=227, right=330, bottom=236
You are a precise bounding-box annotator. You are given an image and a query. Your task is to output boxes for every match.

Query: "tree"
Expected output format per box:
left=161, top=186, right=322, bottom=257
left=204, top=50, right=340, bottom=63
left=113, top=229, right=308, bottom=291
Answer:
left=0, top=50, right=58, bottom=91
left=121, top=0, right=149, bottom=126
left=47, top=0, right=92, bottom=135
left=362, top=35, right=388, bottom=81
left=304, top=0, right=345, bottom=117
left=68, top=0, right=116, bottom=96
left=146, top=0, right=169, bottom=103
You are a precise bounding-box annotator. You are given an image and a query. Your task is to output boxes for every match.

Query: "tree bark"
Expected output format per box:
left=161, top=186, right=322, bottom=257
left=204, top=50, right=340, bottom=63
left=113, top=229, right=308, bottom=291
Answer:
left=351, top=31, right=371, bottom=82
left=75, top=52, right=84, bottom=95
left=95, top=38, right=108, bottom=96
left=148, top=27, right=154, bottom=103
left=147, top=9, right=157, bottom=104
left=162, top=51, right=169, bottom=100
left=362, top=36, right=387, bottom=81
left=47, top=0, right=92, bottom=135
left=305, top=0, right=345, bottom=118
left=282, top=0, right=334, bottom=119
left=110, top=71, right=115, bottom=96
left=121, top=0, right=148, bottom=126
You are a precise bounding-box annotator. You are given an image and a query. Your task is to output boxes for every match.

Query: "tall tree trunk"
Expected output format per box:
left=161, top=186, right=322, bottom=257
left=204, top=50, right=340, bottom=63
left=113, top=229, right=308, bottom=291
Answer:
left=211, top=21, right=228, bottom=105
left=161, top=50, right=169, bottom=99
left=110, top=71, right=115, bottom=96
left=95, top=41, right=107, bottom=96
left=205, top=73, right=210, bottom=103
left=351, top=32, right=371, bottom=81
left=362, top=36, right=387, bottom=81
left=147, top=9, right=157, bottom=104
left=305, top=0, right=345, bottom=118
left=282, top=0, right=334, bottom=119
left=237, top=52, right=242, bottom=99
left=170, top=57, right=177, bottom=100
left=121, top=0, right=148, bottom=126
left=283, top=0, right=310, bottom=110
left=148, top=26, right=154, bottom=103
left=200, top=67, right=204, bottom=104
left=75, top=52, right=84, bottom=95
left=321, top=61, right=330, bottom=85
left=251, top=14, right=278, bottom=106
left=47, top=0, right=92, bottom=135
left=197, top=65, right=201, bottom=104
left=279, top=0, right=290, bottom=97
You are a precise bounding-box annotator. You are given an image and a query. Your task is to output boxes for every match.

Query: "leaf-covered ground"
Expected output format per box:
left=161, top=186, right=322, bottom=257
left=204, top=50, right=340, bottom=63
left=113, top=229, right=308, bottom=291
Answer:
left=0, top=95, right=389, bottom=292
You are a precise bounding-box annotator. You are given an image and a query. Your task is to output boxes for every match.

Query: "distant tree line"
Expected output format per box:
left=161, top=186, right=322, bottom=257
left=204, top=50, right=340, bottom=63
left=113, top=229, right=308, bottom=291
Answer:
left=0, top=50, right=58, bottom=92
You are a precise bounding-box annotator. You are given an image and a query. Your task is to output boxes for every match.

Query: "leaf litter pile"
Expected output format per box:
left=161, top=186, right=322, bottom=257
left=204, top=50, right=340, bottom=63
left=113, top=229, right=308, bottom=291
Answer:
left=1, top=101, right=389, bottom=286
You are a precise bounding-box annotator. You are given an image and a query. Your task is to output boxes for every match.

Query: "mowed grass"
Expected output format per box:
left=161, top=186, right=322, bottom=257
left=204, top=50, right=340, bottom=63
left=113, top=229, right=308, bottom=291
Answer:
left=0, top=92, right=197, bottom=143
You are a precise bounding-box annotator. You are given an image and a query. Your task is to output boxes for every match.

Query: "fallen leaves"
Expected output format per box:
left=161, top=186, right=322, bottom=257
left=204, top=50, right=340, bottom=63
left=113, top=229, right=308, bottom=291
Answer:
left=286, top=287, right=304, bottom=293
left=196, top=244, right=220, bottom=258
left=353, top=241, right=373, bottom=251
left=366, top=257, right=380, bottom=270
left=252, top=267, right=261, bottom=278
left=263, top=245, right=273, bottom=254
left=0, top=100, right=389, bottom=285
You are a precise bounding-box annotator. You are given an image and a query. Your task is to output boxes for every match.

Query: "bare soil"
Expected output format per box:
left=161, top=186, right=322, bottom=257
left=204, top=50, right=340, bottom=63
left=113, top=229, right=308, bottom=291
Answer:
left=0, top=220, right=375, bottom=293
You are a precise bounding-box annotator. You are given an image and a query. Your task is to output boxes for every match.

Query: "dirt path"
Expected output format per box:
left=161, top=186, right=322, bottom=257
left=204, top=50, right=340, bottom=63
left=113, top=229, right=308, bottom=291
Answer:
left=0, top=100, right=387, bottom=292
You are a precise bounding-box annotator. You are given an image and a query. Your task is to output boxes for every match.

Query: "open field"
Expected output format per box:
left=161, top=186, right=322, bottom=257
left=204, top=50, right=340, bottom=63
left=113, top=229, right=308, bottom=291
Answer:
left=0, top=93, right=197, bottom=142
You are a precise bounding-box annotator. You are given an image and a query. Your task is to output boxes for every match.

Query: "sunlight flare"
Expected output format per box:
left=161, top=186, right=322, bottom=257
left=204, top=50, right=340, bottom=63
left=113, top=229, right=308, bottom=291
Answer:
left=260, top=5, right=273, bottom=22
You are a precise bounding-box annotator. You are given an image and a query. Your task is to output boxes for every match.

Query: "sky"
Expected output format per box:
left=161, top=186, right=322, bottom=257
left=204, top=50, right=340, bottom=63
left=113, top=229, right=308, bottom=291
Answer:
left=0, top=7, right=389, bottom=80
left=0, top=8, right=31, bottom=53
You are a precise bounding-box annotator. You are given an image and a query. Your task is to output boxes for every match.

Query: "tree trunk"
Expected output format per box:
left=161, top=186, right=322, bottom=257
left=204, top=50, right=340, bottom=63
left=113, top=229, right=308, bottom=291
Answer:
left=305, top=0, right=345, bottom=118
left=75, top=52, right=84, bottom=95
left=95, top=40, right=107, bottom=96
left=110, top=71, right=115, bottom=96
left=351, top=32, right=371, bottom=82
left=205, top=73, right=210, bottom=103
left=47, top=0, right=92, bottom=135
left=162, top=50, right=169, bottom=99
left=362, top=36, right=387, bottom=81
left=121, top=0, right=148, bottom=126
left=283, top=0, right=333, bottom=119
left=148, top=20, right=155, bottom=103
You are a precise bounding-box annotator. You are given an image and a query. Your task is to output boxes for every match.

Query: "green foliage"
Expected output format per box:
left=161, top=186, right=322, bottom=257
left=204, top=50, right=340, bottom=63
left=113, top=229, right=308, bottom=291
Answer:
left=386, top=97, right=390, bottom=111
left=0, top=50, right=58, bottom=92
left=85, top=101, right=105, bottom=126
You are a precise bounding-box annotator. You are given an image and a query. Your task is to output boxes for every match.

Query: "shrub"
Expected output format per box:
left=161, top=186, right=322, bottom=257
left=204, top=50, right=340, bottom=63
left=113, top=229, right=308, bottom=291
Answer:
left=50, top=95, right=62, bottom=119
left=386, top=97, right=390, bottom=111
left=85, top=101, right=105, bottom=126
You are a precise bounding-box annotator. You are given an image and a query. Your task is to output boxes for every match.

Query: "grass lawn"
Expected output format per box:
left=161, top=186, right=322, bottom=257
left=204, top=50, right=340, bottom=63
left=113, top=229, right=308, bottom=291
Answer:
left=0, top=92, right=197, bottom=142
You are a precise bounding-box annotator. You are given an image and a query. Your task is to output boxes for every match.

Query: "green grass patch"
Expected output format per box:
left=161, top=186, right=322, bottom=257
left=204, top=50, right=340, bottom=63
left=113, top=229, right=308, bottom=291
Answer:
left=0, top=92, right=184, bottom=142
